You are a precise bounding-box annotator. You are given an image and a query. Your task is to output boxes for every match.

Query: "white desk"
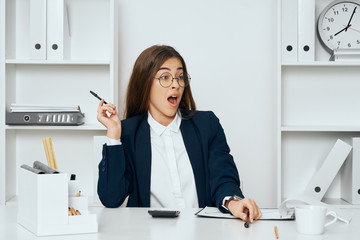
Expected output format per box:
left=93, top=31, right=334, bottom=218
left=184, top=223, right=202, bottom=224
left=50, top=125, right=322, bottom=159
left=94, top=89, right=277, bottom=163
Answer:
left=1, top=201, right=359, bottom=240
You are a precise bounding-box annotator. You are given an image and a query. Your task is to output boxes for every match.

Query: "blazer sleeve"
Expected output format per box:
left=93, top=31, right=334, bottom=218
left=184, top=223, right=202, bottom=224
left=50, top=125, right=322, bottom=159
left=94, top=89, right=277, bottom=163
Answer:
left=207, top=112, right=244, bottom=211
left=97, top=144, right=132, bottom=208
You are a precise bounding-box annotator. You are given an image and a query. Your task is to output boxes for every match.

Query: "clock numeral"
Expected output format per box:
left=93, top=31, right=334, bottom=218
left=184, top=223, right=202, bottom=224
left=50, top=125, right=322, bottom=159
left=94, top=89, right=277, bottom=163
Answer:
left=348, top=43, right=351, bottom=48
left=327, top=17, right=334, bottom=22
left=330, top=35, right=334, bottom=40
left=342, top=7, right=348, bottom=12
left=357, top=40, right=360, bottom=44
left=337, top=41, right=341, bottom=46
left=326, top=27, right=330, bottom=31
left=333, top=10, right=339, bottom=15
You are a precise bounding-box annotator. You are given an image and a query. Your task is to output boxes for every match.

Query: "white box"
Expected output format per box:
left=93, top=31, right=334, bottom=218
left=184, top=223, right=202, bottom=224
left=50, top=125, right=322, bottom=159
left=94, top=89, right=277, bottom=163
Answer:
left=18, top=168, right=97, bottom=236
left=341, top=137, right=360, bottom=204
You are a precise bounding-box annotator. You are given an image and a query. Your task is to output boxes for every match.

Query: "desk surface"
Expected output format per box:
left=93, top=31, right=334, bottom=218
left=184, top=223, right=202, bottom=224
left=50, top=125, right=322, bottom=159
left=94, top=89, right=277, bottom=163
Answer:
left=1, top=201, right=359, bottom=240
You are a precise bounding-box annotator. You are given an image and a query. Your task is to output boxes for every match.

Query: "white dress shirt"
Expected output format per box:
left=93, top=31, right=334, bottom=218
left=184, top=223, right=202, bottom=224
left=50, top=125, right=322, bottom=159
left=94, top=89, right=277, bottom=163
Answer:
left=147, top=112, right=198, bottom=208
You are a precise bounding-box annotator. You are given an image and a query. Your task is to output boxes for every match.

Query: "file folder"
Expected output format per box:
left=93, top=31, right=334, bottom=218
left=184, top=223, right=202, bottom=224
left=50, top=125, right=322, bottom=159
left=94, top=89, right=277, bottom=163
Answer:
left=281, top=0, right=298, bottom=62
left=303, top=139, right=352, bottom=201
left=47, top=0, right=68, bottom=60
left=30, top=0, right=47, bottom=59
left=298, top=0, right=315, bottom=61
left=341, top=137, right=360, bottom=204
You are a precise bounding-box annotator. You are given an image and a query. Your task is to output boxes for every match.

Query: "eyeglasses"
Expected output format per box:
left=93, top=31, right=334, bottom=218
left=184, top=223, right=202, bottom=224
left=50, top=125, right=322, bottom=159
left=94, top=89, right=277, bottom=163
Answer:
left=154, top=72, right=191, bottom=88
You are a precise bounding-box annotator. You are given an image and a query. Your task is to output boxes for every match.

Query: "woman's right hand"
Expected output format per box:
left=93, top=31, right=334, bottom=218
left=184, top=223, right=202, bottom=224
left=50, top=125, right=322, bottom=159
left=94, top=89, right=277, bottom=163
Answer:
left=97, top=99, right=121, bottom=139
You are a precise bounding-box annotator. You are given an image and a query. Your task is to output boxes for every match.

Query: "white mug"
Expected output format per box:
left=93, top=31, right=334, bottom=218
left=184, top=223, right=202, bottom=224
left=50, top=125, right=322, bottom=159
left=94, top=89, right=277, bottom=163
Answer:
left=295, top=205, right=337, bottom=235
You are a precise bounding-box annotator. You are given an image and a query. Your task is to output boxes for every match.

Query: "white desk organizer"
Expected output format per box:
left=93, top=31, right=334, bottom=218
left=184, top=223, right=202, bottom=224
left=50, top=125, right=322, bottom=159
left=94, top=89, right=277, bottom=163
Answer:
left=17, top=168, right=98, bottom=236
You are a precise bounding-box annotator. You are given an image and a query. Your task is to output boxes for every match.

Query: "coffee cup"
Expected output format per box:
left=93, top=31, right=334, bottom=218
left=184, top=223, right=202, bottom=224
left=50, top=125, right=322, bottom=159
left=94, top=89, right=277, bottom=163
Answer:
left=295, top=205, right=337, bottom=235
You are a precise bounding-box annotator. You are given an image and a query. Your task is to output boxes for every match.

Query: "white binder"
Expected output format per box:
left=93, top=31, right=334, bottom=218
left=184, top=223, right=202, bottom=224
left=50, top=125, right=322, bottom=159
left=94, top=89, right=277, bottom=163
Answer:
left=298, top=0, right=315, bottom=61
left=30, top=0, right=47, bottom=59
left=47, top=0, right=68, bottom=60
left=341, top=137, right=360, bottom=204
left=281, top=0, right=298, bottom=62
left=303, top=139, right=352, bottom=201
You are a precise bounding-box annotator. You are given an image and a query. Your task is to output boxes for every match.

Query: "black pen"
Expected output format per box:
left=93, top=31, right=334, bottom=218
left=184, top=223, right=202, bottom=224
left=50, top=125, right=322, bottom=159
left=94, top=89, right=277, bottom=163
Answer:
left=90, top=90, right=107, bottom=104
left=244, top=221, right=250, bottom=228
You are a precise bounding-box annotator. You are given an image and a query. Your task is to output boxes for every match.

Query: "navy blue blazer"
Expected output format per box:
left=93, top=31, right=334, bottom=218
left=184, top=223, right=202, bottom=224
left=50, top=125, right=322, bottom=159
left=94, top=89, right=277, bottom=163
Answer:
left=97, top=110, right=244, bottom=210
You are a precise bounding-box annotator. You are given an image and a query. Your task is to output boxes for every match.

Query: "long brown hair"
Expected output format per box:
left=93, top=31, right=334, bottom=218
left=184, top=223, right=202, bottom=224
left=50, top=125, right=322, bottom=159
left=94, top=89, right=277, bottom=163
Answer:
left=125, top=45, right=196, bottom=119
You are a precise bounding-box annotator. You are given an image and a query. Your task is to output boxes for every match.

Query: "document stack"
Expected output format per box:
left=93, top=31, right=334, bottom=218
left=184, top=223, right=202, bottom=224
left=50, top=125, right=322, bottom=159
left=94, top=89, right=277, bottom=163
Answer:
left=6, top=104, right=85, bottom=126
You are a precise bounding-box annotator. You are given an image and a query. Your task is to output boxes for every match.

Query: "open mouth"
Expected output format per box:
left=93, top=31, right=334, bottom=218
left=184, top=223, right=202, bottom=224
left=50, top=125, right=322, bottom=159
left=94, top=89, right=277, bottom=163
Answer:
left=167, top=96, right=178, bottom=106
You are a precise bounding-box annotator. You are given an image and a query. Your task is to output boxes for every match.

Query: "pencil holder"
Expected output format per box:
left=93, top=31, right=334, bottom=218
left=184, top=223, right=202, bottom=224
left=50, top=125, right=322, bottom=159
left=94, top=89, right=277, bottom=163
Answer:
left=17, top=168, right=97, bottom=236
left=68, top=196, right=88, bottom=215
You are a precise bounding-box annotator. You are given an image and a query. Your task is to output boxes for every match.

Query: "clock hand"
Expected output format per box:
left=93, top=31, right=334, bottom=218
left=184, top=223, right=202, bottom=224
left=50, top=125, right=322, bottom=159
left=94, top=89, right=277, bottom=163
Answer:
left=346, top=6, right=357, bottom=32
left=347, top=26, right=360, bottom=33
left=335, top=26, right=348, bottom=36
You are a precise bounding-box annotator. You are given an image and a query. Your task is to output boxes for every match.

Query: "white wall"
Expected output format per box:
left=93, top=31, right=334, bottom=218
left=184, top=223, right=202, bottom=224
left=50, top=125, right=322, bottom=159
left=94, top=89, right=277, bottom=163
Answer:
left=116, top=0, right=278, bottom=207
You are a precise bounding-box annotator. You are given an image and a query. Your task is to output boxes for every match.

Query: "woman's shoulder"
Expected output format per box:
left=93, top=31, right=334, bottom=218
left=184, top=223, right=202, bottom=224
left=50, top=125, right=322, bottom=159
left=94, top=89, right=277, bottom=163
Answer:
left=181, top=110, right=220, bottom=128
left=120, top=113, right=148, bottom=134
left=181, top=110, right=218, bottom=121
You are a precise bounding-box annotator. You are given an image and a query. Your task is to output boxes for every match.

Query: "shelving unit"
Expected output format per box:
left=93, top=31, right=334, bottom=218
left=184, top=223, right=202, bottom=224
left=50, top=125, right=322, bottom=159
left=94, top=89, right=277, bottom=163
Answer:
left=0, top=0, right=118, bottom=205
left=278, top=0, right=360, bottom=208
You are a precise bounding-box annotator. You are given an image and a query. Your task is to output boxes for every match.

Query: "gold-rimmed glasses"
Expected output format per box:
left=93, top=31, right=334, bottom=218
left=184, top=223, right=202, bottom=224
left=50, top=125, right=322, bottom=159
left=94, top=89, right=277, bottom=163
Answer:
left=154, top=72, right=191, bottom=88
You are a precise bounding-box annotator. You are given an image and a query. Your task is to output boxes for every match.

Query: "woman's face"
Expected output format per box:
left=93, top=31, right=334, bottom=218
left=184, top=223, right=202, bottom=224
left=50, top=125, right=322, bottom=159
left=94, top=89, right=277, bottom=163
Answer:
left=148, top=57, right=185, bottom=126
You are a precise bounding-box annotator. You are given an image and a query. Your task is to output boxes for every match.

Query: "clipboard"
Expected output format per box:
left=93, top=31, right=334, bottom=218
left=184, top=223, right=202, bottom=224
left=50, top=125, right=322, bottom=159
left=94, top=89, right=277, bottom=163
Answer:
left=195, top=207, right=295, bottom=221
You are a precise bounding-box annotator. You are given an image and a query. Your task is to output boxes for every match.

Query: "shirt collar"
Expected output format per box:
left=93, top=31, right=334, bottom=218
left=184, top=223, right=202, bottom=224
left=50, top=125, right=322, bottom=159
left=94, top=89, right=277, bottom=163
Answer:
left=147, top=111, right=181, bottom=136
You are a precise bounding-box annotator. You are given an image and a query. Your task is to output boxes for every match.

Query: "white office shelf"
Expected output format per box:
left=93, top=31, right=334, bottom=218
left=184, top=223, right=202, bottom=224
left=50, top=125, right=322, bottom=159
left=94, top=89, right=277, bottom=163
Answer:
left=5, top=124, right=106, bottom=131
left=5, top=59, right=110, bottom=65
left=281, top=126, right=360, bottom=132
left=322, top=198, right=360, bottom=209
left=278, top=0, right=360, bottom=208
left=280, top=198, right=360, bottom=209
left=282, top=61, right=360, bottom=66
left=0, top=0, right=118, bottom=205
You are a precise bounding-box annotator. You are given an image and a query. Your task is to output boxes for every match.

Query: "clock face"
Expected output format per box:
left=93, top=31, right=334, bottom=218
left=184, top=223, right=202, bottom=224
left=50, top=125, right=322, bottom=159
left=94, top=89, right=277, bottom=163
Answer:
left=318, top=0, right=360, bottom=52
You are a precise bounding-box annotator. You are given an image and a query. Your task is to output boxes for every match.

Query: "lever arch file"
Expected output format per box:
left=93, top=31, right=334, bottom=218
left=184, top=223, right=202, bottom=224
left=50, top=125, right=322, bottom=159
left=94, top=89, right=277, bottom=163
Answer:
left=298, top=0, right=315, bottom=61
left=341, top=137, right=360, bottom=204
left=47, top=0, right=65, bottom=60
left=281, top=0, right=298, bottom=62
left=6, top=112, right=84, bottom=126
left=30, top=0, right=47, bottom=59
left=303, top=139, right=352, bottom=201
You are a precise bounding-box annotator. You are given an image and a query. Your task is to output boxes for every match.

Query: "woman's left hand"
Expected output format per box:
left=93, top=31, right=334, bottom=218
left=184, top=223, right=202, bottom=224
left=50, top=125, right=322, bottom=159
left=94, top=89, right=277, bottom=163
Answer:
left=228, top=198, right=262, bottom=222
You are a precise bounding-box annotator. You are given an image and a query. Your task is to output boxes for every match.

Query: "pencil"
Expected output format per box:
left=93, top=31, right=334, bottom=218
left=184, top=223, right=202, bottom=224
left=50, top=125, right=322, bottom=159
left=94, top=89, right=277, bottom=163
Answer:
left=48, top=137, right=58, bottom=170
left=42, top=138, right=52, bottom=168
left=70, top=207, right=76, bottom=216
left=42, top=137, right=58, bottom=169
left=274, top=226, right=279, bottom=239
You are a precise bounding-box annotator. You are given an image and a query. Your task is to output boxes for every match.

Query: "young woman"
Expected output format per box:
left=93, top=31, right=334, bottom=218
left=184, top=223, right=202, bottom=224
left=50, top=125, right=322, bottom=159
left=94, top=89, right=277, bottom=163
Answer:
left=97, top=45, right=262, bottom=222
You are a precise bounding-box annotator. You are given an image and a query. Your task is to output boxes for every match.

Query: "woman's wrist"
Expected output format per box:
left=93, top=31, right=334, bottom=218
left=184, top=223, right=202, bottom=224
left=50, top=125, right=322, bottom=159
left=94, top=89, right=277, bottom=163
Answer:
left=106, top=126, right=121, bottom=139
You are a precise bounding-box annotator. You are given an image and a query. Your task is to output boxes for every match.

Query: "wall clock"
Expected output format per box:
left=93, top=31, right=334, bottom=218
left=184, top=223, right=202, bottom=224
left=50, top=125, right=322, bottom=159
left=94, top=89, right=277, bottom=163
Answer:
left=317, top=0, right=360, bottom=53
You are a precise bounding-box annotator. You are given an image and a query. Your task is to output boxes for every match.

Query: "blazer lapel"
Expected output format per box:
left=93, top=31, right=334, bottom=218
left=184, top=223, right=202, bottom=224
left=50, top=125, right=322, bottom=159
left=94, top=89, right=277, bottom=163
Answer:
left=180, top=118, right=207, bottom=207
left=134, top=115, right=151, bottom=207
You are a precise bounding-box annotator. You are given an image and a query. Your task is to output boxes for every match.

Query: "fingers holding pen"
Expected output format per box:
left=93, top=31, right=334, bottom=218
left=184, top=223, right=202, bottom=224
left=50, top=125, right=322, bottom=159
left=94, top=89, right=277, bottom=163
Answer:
left=228, top=198, right=262, bottom=222
left=98, top=99, right=117, bottom=115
